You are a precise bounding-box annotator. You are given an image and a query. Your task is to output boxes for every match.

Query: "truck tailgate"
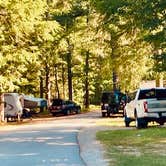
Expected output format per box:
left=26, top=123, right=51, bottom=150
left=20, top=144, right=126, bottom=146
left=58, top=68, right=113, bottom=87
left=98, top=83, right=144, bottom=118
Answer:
left=147, top=100, right=166, bottom=113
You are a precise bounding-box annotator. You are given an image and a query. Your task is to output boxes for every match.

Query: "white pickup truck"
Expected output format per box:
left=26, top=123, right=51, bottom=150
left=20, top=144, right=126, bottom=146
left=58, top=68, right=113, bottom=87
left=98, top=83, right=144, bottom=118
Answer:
left=124, top=88, right=166, bottom=128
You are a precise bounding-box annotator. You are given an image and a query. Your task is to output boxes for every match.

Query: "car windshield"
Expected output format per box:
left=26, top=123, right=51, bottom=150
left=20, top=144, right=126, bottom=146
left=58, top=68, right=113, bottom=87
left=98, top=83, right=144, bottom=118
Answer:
left=101, top=92, right=114, bottom=103
left=52, top=99, right=63, bottom=106
left=138, top=89, right=166, bottom=100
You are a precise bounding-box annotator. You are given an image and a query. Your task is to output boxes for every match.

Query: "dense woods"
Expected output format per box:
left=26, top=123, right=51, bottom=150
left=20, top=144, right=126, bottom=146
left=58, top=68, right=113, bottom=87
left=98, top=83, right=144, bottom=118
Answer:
left=0, top=0, right=166, bottom=108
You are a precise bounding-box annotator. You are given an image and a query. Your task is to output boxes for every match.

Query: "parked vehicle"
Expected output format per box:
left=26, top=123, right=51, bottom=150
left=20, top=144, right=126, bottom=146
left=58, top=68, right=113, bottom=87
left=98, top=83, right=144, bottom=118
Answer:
left=124, top=88, right=166, bottom=128
left=4, top=93, right=23, bottom=121
left=49, top=99, right=81, bottom=116
left=101, top=91, right=126, bottom=117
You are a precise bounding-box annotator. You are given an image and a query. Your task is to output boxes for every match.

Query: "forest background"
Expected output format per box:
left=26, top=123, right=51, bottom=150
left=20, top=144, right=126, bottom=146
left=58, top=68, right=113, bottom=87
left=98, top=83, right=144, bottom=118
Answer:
left=0, top=0, right=166, bottom=108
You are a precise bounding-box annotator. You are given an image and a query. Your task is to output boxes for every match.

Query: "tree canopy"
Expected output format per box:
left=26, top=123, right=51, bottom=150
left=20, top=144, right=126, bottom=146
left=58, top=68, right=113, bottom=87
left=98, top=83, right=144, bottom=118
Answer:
left=0, top=0, right=165, bottom=107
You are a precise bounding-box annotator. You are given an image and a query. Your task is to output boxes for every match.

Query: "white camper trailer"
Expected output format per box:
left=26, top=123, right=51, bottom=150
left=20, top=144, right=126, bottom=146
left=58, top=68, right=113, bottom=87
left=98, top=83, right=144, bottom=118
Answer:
left=4, top=93, right=23, bottom=121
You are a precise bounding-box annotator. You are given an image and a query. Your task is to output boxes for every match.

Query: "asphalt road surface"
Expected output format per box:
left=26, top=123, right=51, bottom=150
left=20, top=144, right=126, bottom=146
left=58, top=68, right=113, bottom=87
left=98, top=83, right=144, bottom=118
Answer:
left=0, top=110, right=109, bottom=166
left=0, top=126, right=85, bottom=166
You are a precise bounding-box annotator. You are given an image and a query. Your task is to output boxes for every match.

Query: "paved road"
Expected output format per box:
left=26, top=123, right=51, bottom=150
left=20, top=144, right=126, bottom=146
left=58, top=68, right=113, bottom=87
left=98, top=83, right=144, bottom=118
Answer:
left=0, top=110, right=110, bottom=166
left=0, top=126, right=85, bottom=166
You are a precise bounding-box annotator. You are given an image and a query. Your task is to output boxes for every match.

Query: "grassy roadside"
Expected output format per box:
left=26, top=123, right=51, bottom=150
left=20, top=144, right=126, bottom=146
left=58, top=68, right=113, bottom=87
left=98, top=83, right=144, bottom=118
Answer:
left=96, top=127, right=166, bottom=166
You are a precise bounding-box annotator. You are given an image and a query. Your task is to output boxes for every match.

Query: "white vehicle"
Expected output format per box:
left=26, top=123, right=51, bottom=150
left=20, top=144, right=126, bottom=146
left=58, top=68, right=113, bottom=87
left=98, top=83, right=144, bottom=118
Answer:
left=124, top=88, right=166, bottom=128
left=4, top=93, right=23, bottom=121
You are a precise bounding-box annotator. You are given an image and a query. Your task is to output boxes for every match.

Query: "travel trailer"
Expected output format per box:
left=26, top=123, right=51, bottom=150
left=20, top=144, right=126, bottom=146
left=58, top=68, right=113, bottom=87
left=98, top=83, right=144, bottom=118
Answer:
left=4, top=93, right=23, bottom=121
left=1, top=93, right=47, bottom=121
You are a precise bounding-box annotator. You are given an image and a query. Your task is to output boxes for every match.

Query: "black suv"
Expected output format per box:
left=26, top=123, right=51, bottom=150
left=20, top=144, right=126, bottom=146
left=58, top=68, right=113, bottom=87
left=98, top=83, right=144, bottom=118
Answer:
left=101, top=91, right=126, bottom=117
left=49, top=99, right=81, bottom=116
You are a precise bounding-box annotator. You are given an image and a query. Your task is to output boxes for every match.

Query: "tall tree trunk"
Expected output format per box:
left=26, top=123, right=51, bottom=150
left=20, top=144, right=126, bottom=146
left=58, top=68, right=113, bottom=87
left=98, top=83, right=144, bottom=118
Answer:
left=54, top=65, right=60, bottom=98
left=67, top=52, right=72, bottom=101
left=111, top=35, right=119, bottom=91
left=45, top=0, right=52, bottom=107
left=84, top=51, right=90, bottom=108
left=93, top=55, right=103, bottom=104
left=111, top=48, right=118, bottom=91
left=113, top=71, right=118, bottom=91
left=0, top=93, right=5, bottom=122
left=45, top=64, right=51, bottom=107
left=40, top=76, right=44, bottom=98
left=83, top=4, right=90, bottom=108
left=39, top=76, right=44, bottom=112
left=156, top=73, right=163, bottom=87
left=154, top=49, right=164, bottom=87
left=62, top=64, right=66, bottom=99
left=66, top=37, right=73, bottom=101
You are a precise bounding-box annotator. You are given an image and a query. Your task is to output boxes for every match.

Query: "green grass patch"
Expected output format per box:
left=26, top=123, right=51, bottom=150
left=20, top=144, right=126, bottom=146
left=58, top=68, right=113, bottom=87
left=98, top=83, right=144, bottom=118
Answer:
left=96, top=117, right=125, bottom=127
left=97, top=127, right=166, bottom=166
left=81, top=104, right=101, bottom=113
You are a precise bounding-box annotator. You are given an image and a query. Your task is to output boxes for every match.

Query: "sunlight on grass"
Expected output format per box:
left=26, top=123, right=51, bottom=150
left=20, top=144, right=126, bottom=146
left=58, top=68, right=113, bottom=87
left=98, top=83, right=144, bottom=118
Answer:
left=96, top=117, right=125, bottom=127
left=97, top=127, right=166, bottom=166
left=96, top=116, right=160, bottom=128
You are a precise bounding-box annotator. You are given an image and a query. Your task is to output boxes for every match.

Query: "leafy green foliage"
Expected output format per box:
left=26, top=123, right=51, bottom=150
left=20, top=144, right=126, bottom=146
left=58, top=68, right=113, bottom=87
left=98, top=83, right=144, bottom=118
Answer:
left=0, top=0, right=62, bottom=95
left=0, top=0, right=165, bottom=105
left=153, top=52, right=166, bottom=72
left=132, top=0, right=166, bottom=72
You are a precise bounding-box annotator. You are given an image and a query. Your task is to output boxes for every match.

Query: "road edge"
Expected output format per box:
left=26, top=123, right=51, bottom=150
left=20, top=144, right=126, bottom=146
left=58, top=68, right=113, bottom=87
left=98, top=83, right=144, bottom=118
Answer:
left=77, top=125, right=110, bottom=166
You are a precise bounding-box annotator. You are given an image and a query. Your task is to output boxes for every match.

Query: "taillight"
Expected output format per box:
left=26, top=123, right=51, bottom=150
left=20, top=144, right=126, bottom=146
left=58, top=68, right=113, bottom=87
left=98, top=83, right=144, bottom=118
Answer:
left=143, top=101, right=148, bottom=112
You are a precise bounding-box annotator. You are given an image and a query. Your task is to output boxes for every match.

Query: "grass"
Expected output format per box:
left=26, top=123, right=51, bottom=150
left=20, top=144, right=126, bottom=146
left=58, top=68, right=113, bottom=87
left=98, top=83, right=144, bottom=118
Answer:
left=96, top=116, right=125, bottom=127
left=96, top=127, right=166, bottom=166
left=81, top=104, right=101, bottom=113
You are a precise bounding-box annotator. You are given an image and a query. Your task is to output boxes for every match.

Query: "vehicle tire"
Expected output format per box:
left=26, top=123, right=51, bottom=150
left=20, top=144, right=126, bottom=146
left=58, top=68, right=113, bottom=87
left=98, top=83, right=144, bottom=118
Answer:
left=159, top=121, right=164, bottom=126
left=124, top=115, right=130, bottom=127
left=52, top=113, right=57, bottom=116
left=125, top=121, right=130, bottom=127
left=135, top=117, right=147, bottom=129
left=76, top=108, right=81, bottom=114
left=135, top=111, right=141, bottom=129
left=107, top=112, right=111, bottom=117
left=135, top=117, right=142, bottom=129
left=102, top=112, right=106, bottom=117
left=135, top=110, right=148, bottom=129
left=65, top=110, right=70, bottom=115
left=143, top=120, right=148, bottom=128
